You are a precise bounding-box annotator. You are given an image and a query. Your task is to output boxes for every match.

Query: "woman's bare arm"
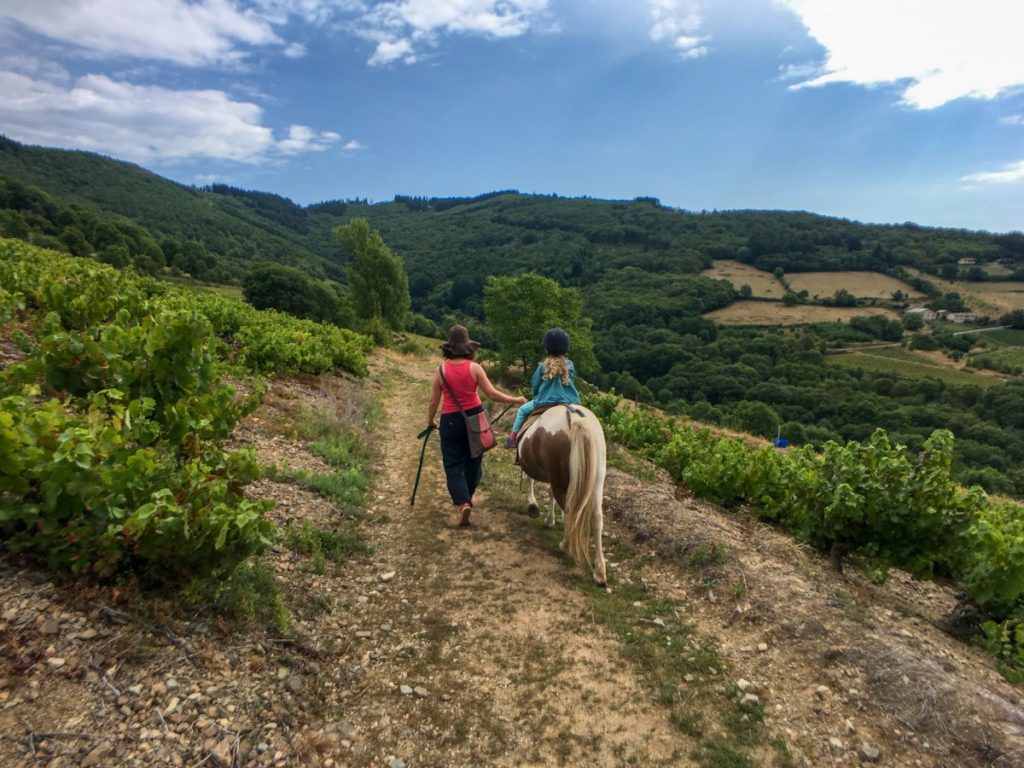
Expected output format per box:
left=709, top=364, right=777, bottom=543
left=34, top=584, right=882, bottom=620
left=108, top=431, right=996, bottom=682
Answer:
left=472, top=363, right=527, bottom=405
left=426, top=372, right=442, bottom=428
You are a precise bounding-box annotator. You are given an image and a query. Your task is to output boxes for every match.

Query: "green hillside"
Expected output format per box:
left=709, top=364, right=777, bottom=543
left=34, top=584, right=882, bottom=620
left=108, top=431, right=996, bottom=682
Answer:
left=0, top=136, right=338, bottom=280
left=3, top=137, right=1024, bottom=495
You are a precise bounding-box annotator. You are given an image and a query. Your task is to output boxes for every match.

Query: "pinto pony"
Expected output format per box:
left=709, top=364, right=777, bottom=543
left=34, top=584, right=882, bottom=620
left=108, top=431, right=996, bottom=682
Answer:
left=517, top=404, right=608, bottom=586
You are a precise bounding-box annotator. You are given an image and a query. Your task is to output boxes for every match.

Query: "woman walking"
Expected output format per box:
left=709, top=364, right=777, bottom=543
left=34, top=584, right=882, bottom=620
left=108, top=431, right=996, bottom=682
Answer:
left=426, top=325, right=526, bottom=526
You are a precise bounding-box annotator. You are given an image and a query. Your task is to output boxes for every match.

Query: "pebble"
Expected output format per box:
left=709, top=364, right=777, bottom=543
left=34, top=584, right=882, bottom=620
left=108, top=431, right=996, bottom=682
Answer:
left=40, top=619, right=60, bottom=635
left=829, top=736, right=845, bottom=755
left=46, top=657, right=66, bottom=667
left=757, top=642, right=769, bottom=652
left=284, top=676, right=303, bottom=694
left=399, top=685, right=414, bottom=696
left=858, top=743, right=882, bottom=763
left=81, top=744, right=112, bottom=767
left=413, top=686, right=429, bottom=698
left=379, top=571, right=396, bottom=582
left=388, top=760, right=406, bottom=768
left=165, top=678, right=179, bottom=691
left=739, top=693, right=760, bottom=709
left=78, top=628, right=98, bottom=640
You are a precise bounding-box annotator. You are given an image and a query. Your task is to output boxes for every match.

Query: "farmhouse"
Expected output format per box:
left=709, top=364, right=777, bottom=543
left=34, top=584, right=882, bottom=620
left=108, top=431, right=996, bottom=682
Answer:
left=957, top=257, right=977, bottom=265
left=904, top=307, right=937, bottom=321
left=943, top=311, right=978, bottom=324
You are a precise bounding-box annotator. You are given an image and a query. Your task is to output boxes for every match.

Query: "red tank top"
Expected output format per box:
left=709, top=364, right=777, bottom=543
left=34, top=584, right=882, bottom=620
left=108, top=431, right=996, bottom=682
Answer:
left=440, top=360, right=483, bottom=414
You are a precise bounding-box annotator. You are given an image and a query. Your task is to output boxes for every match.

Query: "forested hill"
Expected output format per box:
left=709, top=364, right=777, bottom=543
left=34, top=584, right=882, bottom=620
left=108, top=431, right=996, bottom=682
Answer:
left=2, top=136, right=1022, bottom=294
left=0, top=136, right=332, bottom=281
left=4, top=137, right=1024, bottom=494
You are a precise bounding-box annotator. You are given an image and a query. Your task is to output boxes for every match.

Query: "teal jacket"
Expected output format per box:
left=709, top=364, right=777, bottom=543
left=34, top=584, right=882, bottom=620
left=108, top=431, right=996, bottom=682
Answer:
left=531, top=360, right=581, bottom=405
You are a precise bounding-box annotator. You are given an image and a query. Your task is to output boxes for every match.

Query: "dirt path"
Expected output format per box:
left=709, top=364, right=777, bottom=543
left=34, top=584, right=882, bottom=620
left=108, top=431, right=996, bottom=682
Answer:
left=3, top=348, right=1023, bottom=768
left=336, top=350, right=693, bottom=766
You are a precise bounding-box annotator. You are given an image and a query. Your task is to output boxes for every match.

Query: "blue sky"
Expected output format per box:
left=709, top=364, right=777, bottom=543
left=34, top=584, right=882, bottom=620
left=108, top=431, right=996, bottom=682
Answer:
left=0, top=0, right=1022, bottom=232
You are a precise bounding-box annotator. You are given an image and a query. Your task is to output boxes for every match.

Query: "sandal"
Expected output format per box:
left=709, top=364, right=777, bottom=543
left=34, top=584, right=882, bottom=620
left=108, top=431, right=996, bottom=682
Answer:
left=458, top=503, right=472, bottom=527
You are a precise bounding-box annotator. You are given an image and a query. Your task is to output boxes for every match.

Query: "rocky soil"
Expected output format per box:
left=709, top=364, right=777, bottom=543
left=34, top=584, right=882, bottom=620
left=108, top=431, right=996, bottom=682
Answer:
left=2, top=348, right=1023, bottom=767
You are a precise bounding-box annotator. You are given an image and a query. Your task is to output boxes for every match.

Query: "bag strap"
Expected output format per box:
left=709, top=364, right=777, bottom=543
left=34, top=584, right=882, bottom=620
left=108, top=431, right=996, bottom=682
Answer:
left=437, top=364, right=471, bottom=419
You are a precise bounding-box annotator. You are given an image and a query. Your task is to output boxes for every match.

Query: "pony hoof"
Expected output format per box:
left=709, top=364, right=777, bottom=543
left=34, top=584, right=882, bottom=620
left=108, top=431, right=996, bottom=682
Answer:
left=527, top=504, right=540, bottom=518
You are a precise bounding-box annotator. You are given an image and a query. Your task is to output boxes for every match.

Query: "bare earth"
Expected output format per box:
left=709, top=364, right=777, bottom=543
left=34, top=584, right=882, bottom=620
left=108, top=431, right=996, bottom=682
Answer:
left=2, top=349, right=1024, bottom=767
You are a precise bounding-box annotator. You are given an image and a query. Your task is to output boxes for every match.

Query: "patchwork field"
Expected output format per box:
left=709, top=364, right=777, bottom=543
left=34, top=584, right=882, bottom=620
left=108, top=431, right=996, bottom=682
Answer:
left=706, top=301, right=899, bottom=326
left=785, top=271, right=922, bottom=300
left=904, top=269, right=1024, bottom=315
left=703, top=259, right=783, bottom=297
left=827, top=346, right=1004, bottom=387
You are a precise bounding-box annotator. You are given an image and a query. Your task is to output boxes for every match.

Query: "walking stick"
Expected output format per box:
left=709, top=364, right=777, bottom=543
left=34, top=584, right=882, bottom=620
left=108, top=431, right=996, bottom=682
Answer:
left=410, top=426, right=435, bottom=507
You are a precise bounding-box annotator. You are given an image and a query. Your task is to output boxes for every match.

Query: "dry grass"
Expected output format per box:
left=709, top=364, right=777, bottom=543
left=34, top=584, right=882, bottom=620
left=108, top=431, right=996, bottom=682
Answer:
left=903, top=269, right=1024, bottom=315
left=705, top=301, right=900, bottom=326
left=785, top=271, right=922, bottom=300
left=703, top=260, right=784, bottom=298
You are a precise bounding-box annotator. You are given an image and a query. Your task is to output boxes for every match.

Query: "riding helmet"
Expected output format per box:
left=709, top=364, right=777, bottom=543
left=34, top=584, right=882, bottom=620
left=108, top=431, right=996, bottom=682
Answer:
left=542, top=328, right=570, bottom=356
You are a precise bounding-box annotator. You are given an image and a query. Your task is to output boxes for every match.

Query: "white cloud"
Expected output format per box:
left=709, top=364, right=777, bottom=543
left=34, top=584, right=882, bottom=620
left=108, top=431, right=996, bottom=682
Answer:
left=368, top=37, right=417, bottom=66
left=253, top=0, right=363, bottom=26
left=0, top=0, right=282, bottom=66
left=0, top=70, right=342, bottom=163
left=0, top=53, right=70, bottom=83
left=999, top=115, right=1024, bottom=126
left=343, top=139, right=366, bottom=150
left=0, top=1, right=556, bottom=70
left=357, top=0, right=550, bottom=66
left=649, top=0, right=708, bottom=59
left=777, top=0, right=1024, bottom=109
left=962, top=160, right=1024, bottom=185
left=277, top=124, right=341, bottom=154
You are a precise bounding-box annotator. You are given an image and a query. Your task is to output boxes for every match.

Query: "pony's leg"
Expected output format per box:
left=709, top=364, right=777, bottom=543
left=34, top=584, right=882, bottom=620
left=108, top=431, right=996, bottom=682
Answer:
left=545, top=494, right=557, bottom=529
left=591, top=472, right=608, bottom=586
left=527, top=479, right=540, bottom=518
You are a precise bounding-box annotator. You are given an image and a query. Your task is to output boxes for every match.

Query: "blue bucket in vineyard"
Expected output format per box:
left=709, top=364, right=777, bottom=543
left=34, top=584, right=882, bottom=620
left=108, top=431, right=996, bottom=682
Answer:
left=773, top=437, right=789, bottom=449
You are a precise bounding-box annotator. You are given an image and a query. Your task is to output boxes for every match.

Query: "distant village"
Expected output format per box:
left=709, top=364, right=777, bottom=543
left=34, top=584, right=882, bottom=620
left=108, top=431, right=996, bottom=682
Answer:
left=903, top=307, right=978, bottom=324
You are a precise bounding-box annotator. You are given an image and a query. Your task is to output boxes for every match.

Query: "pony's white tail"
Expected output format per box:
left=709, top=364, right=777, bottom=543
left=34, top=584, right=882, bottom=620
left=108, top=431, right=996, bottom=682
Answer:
left=563, top=416, right=598, bottom=571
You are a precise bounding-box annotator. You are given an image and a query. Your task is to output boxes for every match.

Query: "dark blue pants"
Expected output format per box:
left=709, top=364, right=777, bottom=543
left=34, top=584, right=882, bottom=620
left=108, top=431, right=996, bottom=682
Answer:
left=439, top=407, right=484, bottom=507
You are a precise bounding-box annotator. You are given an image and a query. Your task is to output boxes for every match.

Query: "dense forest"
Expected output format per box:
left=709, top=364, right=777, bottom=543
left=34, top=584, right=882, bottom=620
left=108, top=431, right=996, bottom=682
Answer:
left=2, top=136, right=1023, bottom=494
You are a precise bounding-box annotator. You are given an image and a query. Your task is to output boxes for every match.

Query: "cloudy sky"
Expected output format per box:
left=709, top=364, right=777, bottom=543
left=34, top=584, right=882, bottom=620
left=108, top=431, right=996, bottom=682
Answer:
left=0, top=0, right=1021, bottom=232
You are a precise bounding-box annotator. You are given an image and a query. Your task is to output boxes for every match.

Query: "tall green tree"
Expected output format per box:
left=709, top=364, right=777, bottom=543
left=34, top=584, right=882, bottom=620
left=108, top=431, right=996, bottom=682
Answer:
left=334, top=218, right=410, bottom=332
left=243, top=263, right=341, bottom=324
left=483, top=272, right=597, bottom=376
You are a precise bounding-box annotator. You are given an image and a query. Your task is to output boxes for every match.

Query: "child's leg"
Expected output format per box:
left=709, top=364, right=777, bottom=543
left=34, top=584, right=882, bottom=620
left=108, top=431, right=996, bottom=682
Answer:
left=510, top=400, right=536, bottom=435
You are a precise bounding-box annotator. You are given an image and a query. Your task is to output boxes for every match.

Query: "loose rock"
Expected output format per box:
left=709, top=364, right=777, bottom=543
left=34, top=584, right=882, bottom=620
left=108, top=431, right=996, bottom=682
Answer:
left=858, top=743, right=882, bottom=763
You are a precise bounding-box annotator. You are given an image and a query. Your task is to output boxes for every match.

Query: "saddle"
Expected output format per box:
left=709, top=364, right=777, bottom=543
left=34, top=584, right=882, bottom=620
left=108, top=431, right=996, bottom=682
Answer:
left=515, top=403, right=586, bottom=464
